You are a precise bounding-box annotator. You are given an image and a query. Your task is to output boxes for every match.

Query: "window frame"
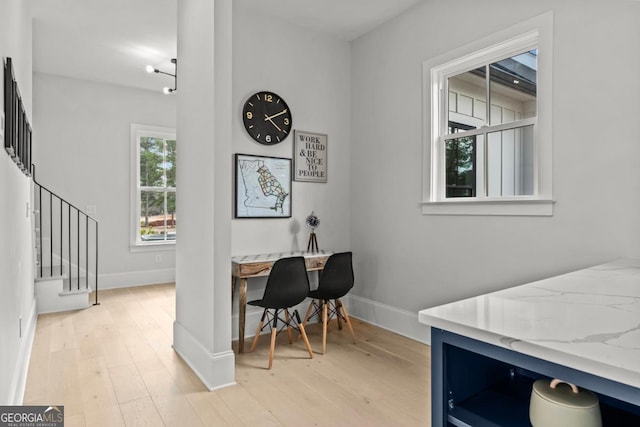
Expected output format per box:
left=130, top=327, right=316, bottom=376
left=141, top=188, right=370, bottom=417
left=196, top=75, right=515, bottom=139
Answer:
left=130, top=123, right=177, bottom=249
left=422, top=13, right=554, bottom=216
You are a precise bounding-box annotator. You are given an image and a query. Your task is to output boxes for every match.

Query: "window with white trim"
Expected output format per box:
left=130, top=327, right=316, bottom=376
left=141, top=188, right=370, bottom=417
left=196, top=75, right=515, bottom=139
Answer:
left=423, top=14, right=553, bottom=216
left=131, top=124, right=176, bottom=246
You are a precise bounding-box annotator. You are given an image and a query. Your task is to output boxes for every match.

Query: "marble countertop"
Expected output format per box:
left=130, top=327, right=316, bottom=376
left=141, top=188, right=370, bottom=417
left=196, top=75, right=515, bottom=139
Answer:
left=418, top=258, right=640, bottom=389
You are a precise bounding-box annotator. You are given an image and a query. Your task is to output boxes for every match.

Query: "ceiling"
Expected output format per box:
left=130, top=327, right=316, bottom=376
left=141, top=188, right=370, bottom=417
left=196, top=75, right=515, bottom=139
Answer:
left=31, top=0, right=423, bottom=92
left=234, top=0, right=423, bottom=41
left=32, top=0, right=178, bottom=92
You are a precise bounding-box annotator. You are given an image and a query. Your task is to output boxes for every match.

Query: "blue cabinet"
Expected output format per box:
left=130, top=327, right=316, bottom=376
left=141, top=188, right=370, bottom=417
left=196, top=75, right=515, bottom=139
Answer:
left=431, top=329, right=640, bottom=427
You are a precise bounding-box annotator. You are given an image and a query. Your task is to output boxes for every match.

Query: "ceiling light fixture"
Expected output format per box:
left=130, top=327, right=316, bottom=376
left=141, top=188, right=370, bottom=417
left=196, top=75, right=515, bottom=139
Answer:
left=146, top=58, right=177, bottom=94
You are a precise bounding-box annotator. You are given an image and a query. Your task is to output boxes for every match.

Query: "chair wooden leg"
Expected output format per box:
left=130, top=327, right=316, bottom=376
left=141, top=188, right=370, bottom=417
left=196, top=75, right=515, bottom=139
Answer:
left=336, top=299, right=343, bottom=330
left=298, top=301, right=318, bottom=343
left=322, top=300, right=328, bottom=354
left=267, top=309, right=278, bottom=369
left=294, top=309, right=313, bottom=359
left=268, top=326, right=277, bottom=369
left=250, top=309, right=266, bottom=353
left=299, top=324, right=313, bottom=359
left=302, top=300, right=315, bottom=328
left=338, top=298, right=357, bottom=344
left=326, top=300, right=335, bottom=333
left=285, top=309, right=293, bottom=344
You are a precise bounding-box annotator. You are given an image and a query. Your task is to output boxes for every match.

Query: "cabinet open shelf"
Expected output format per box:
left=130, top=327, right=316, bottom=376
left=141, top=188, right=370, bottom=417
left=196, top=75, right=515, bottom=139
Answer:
left=449, top=382, right=531, bottom=426
left=447, top=379, right=640, bottom=427
left=431, top=330, right=640, bottom=427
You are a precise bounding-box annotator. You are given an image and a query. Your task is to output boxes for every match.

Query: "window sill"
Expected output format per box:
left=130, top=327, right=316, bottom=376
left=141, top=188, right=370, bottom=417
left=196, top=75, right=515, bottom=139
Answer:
left=130, top=241, right=176, bottom=253
left=421, top=198, right=554, bottom=216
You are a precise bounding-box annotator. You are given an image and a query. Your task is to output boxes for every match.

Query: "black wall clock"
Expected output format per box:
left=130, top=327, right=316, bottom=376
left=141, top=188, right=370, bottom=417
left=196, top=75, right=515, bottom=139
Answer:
left=242, top=91, right=292, bottom=145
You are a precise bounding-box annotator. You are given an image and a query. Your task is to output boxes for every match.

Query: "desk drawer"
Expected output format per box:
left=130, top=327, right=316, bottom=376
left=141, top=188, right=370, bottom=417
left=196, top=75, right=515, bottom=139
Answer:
left=306, top=256, right=329, bottom=270
left=236, top=262, right=273, bottom=278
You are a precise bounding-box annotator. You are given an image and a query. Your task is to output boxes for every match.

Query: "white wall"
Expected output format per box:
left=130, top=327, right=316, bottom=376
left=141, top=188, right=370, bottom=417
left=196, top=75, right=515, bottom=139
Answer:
left=349, top=0, right=640, bottom=342
left=0, top=0, right=37, bottom=404
left=32, top=73, right=177, bottom=288
left=230, top=5, right=352, bottom=333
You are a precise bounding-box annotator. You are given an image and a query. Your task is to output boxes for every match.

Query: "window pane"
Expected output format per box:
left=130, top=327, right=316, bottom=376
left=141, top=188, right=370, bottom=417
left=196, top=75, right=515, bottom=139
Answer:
left=165, top=139, right=176, bottom=187
left=445, top=134, right=477, bottom=198
left=140, top=137, right=165, bottom=187
left=447, top=67, right=486, bottom=130
left=489, top=50, right=537, bottom=126
left=487, top=125, right=534, bottom=197
left=166, top=192, right=176, bottom=241
left=140, top=190, right=165, bottom=241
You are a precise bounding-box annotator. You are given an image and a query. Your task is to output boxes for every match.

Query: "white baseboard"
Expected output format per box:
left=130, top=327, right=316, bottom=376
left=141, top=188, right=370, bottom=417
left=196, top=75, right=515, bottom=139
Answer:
left=346, top=294, right=431, bottom=345
left=173, top=321, right=236, bottom=391
left=98, top=268, right=175, bottom=290
left=10, top=299, right=37, bottom=405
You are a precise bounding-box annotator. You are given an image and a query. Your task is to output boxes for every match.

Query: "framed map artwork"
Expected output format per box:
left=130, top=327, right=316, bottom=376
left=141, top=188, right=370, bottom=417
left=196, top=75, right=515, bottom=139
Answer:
left=234, top=153, right=292, bottom=219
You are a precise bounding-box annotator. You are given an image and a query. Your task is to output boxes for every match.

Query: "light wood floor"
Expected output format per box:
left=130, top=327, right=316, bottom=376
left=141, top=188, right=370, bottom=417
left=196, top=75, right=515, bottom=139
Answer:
left=23, top=284, right=431, bottom=426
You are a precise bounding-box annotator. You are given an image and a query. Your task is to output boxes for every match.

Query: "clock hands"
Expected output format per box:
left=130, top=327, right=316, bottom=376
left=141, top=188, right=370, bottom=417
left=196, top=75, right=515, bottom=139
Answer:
left=264, top=109, right=288, bottom=133
left=264, top=109, right=288, bottom=122
left=264, top=114, right=283, bottom=132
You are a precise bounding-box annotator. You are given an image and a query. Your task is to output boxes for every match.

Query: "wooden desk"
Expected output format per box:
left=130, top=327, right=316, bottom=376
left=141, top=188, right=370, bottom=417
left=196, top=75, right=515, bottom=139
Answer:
left=232, top=250, right=332, bottom=352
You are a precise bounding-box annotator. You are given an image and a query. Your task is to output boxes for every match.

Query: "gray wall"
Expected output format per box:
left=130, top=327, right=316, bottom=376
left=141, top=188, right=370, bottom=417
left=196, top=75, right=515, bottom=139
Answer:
left=230, top=5, right=352, bottom=337
left=349, top=0, right=640, bottom=342
left=0, top=0, right=35, bottom=404
left=231, top=5, right=352, bottom=256
left=32, top=73, right=177, bottom=288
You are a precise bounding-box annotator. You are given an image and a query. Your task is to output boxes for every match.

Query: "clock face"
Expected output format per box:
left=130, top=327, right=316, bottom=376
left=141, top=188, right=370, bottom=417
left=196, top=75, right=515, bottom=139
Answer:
left=242, top=91, right=292, bottom=145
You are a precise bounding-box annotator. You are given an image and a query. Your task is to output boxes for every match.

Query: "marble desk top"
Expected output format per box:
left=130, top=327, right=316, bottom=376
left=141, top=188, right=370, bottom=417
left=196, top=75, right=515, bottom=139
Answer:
left=231, top=250, right=332, bottom=264
left=418, top=258, right=640, bottom=389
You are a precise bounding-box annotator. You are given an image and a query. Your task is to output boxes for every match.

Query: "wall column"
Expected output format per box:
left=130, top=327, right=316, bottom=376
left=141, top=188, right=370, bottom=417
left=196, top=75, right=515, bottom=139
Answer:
left=173, top=0, right=234, bottom=390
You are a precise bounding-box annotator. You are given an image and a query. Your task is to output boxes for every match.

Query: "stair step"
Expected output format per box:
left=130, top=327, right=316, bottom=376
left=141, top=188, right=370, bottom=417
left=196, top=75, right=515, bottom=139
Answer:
left=35, top=278, right=90, bottom=314
left=59, top=288, right=91, bottom=297
left=61, top=278, right=90, bottom=293
left=35, top=273, right=66, bottom=282
left=37, top=265, right=65, bottom=276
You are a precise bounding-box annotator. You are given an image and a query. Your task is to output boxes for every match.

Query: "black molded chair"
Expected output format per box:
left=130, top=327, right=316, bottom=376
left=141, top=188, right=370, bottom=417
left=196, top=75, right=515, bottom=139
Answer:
left=302, top=252, right=356, bottom=354
left=248, top=256, right=313, bottom=369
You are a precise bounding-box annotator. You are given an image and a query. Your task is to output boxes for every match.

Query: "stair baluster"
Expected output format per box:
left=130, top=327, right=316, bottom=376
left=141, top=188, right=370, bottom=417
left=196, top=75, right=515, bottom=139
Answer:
left=31, top=165, right=99, bottom=306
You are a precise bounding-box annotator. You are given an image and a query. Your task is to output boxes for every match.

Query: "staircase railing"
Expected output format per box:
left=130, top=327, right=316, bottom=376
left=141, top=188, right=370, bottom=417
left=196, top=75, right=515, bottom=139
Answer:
left=32, top=165, right=99, bottom=306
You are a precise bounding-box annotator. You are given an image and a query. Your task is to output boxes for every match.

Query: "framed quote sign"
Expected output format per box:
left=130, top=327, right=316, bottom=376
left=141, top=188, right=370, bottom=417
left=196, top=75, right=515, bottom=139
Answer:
left=293, top=130, right=327, bottom=183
